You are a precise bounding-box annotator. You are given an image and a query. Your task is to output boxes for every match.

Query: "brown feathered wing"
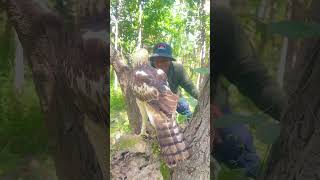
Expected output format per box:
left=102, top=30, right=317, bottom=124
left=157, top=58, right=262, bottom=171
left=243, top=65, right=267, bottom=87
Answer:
left=131, top=64, right=190, bottom=167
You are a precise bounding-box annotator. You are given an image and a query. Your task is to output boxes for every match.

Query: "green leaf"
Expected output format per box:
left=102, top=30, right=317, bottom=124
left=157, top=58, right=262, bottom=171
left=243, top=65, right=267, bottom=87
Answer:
left=255, top=122, right=280, bottom=144
left=177, top=114, right=187, bottom=124
left=185, top=96, right=197, bottom=109
left=268, top=21, right=320, bottom=38
left=215, top=113, right=249, bottom=128
left=214, top=113, right=269, bottom=128
left=193, top=67, right=209, bottom=74
left=217, top=165, right=251, bottom=180
left=160, top=161, right=171, bottom=180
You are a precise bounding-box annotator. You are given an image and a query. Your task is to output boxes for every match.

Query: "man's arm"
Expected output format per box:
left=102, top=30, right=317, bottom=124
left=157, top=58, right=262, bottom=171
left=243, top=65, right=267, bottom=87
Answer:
left=178, top=64, right=200, bottom=100
left=213, top=7, right=286, bottom=120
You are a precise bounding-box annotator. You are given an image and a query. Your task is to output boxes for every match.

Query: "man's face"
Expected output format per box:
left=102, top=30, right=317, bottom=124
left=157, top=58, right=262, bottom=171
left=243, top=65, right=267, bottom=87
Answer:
left=153, top=57, right=171, bottom=73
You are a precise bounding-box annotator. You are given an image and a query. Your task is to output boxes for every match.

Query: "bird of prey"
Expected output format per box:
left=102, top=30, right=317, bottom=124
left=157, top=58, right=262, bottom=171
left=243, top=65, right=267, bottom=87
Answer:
left=130, top=48, right=190, bottom=168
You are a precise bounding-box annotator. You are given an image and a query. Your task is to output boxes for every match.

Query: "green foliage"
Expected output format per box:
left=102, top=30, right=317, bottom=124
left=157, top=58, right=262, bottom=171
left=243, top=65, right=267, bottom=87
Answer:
left=110, top=109, right=131, bottom=147
left=0, top=17, right=48, bottom=175
left=193, top=67, right=209, bottom=74
left=268, top=21, right=320, bottom=38
left=151, top=138, right=161, bottom=156
left=111, top=0, right=210, bottom=75
left=160, top=160, right=171, bottom=180
left=0, top=148, right=20, bottom=174
left=255, top=121, right=280, bottom=144
left=110, top=71, right=131, bottom=149
left=0, top=18, right=15, bottom=76
left=217, top=164, right=252, bottom=180
left=0, top=73, right=48, bottom=175
left=253, top=19, right=320, bottom=39
left=177, top=114, right=187, bottom=124
left=110, top=85, right=126, bottom=113
left=215, top=113, right=262, bottom=128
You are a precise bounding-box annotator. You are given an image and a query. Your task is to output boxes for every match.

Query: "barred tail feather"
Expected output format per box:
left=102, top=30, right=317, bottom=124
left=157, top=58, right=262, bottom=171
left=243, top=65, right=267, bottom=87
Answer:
left=144, top=99, right=190, bottom=168
left=156, top=120, right=190, bottom=167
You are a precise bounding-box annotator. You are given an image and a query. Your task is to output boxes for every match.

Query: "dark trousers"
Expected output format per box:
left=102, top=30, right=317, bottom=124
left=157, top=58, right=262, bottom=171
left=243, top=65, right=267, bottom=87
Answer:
left=176, top=97, right=193, bottom=118
left=214, top=108, right=261, bottom=178
left=215, top=125, right=260, bottom=178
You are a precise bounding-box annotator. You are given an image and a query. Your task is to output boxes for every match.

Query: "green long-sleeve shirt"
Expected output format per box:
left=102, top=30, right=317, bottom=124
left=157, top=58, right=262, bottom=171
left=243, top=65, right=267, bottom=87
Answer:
left=212, top=6, right=287, bottom=120
left=167, top=62, right=199, bottom=99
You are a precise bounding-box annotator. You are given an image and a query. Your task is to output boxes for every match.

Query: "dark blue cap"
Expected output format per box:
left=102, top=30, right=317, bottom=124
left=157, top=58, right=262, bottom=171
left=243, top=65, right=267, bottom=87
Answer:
left=150, top=42, right=175, bottom=61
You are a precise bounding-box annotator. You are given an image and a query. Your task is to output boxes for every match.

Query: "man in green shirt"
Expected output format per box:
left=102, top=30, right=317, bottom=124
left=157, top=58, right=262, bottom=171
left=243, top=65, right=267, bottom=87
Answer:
left=149, top=42, right=199, bottom=118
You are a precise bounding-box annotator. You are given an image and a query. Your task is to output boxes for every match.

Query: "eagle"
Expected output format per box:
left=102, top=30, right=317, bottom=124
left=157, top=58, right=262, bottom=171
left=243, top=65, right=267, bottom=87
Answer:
left=130, top=48, right=191, bottom=168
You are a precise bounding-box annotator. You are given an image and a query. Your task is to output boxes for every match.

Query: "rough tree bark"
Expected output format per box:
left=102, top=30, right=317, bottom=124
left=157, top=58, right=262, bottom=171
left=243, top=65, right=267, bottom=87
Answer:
left=171, top=76, right=210, bottom=180
left=259, top=0, right=320, bottom=179
left=110, top=47, right=142, bottom=134
left=5, top=0, right=108, bottom=179
left=196, top=0, right=207, bottom=90
left=14, top=29, right=25, bottom=94
left=282, top=0, right=306, bottom=94
left=110, top=47, right=210, bottom=179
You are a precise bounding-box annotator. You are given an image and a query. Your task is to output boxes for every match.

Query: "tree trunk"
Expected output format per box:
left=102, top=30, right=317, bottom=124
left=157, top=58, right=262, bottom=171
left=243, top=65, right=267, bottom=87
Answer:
left=171, top=76, right=210, bottom=180
left=5, top=0, right=108, bottom=179
left=277, top=37, right=288, bottom=88
left=282, top=0, right=306, bottom=94
left=257, top=0, right=269, bottom=19
left=137, top=0, right=143, bottom=49
left=14, top=29, right=25, bottom=94
left=196, top=0, right=206, bottom=90
left=110, top=46, right=142, bottom=134
left=113, top=0, right=120, bottom=91
left=260, top=1, right=320, bottom=179
left=276, top=2, right=290, bottom=88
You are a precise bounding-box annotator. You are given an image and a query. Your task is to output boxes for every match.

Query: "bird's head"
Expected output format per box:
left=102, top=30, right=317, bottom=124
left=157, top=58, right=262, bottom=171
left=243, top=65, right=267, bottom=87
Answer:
left=132, top=48, right=149, bottom=67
